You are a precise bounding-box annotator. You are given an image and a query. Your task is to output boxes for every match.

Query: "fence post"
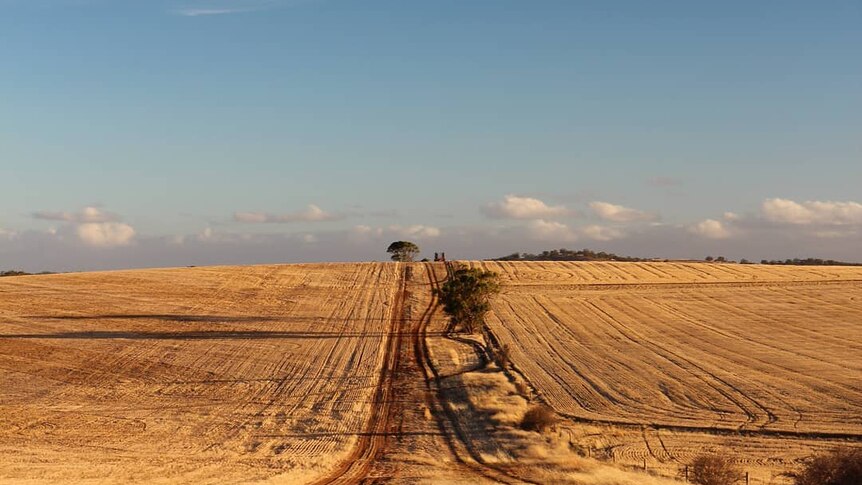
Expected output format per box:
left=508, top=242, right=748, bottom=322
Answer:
left=745, top=471, right=750, bottom=485
left=643, top=458, right=647, bottom=471
left=684, top=465, right=688, bottom=481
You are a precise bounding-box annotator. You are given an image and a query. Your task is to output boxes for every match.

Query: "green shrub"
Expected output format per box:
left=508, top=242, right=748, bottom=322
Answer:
left=437, top=267, right=500, bottom=334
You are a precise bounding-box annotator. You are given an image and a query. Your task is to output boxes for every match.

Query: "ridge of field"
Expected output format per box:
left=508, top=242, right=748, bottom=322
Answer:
left=485, top=260, right=862, bottom=286
left=0, top=263, right=400, bottom=484
left=473, top=260, right=862, bottom=483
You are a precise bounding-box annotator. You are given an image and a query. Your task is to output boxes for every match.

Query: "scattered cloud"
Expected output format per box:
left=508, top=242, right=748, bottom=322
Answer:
left=581, top=224, right=625, bottom=241
left=589, top=201, right=657, bottom=222
left=527, top=219, right=577, bottom=242
left=761, top=198, right=862, bottom=226
left=171, top=0, right=324, bottom=17
left=31, top=206, right=136, bottom=247
left=76, top=222, right=136, bottom=247
left=482, top=195, right=570, bottom=220
left=0, top=227, right=17, bottom=240
left=689, top=219, right=731, bottom=239
left=32, top=206, right=119, bottom=223
left=234, top=204, right=343, bottom=223
left=723, top=211, right=741, bottom=222
left=388, top=224, right=441, bottom=239
left=347, top=224, right=383, bottom=243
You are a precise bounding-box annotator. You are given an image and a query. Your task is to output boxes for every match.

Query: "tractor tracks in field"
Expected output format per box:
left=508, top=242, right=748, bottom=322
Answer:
left=313, top=262, right=534, bottom=484
left=483, top=287, right=862, bottom=444
left=310, top=264, right=408, bottom=485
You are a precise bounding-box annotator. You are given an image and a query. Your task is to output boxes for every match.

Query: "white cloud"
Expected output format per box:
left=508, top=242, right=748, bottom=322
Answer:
left=33, top=206, right=119, bottom=223
left=234, top=204, right=342, bottom=223
left=589, top=201, right=657, bottom=222
left=482, top=195, right=569, bottom=220
left=389, top=224, right=441, bottom=239
left=762, top=198, right=862, bottom=225
left=527, top=219, right=577, bottom=242
left=348, top=224, right=383, bottom=243
left=200, top=227, right=214, bottom=240
left=723, top=211, right=741, bottom=222
left=172, top=0, right=322, bottom=17
left=689, top=219, right=731, bottom=239
left=76, top=223, right=136, bottom=247
left=30, top=206, right=135, bottom=247
left=581, top=224, right=625, bottom=241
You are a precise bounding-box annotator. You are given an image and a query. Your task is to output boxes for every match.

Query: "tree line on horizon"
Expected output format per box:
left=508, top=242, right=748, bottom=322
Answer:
left=493, top=248, right=862, bottom=266
left=493, top=248, right=648, bottom=262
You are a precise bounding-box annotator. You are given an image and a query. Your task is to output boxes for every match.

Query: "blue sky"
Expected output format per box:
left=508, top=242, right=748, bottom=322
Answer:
left=1, top=0, right=861, bottom=270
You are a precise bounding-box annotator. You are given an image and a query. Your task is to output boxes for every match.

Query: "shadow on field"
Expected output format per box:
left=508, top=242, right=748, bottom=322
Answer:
left=259, top=431, right=446, bottom=438
left=27, top=314, right=278, bottom=323
left=25, top=314, right=415, bottom=324
left=2, top=330, right=446, bottom=340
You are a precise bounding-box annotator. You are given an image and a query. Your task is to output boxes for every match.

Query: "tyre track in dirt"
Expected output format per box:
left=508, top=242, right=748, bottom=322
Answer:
left=309, top=263, right=406, bottom=485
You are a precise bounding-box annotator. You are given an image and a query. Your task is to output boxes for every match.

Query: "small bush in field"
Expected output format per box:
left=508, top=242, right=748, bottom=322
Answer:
left=689, top=455, right=743, bottom=485
left=785, top=447, right=862, bottom=485
left=520, top=405, right=558, bottom=432
left=437, top=267, right=501, bottom=334
left=493, top=344, right=511, bottom=369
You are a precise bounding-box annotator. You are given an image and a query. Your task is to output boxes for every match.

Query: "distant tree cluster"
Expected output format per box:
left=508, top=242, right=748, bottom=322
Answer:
left=704, top=256, right=862, bottom=266
left=494, top=248, right=647, bottom=262
left=1, top=270, right=29, bottom=277
left=0, top=270, right=55, bottom=277
left=760, top=258, right=862, bottom=267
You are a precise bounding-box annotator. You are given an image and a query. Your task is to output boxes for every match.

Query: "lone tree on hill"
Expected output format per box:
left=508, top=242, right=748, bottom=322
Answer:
left=386, top=241, right=420, bottom=262
left=437, top=267, right=501, bottom=334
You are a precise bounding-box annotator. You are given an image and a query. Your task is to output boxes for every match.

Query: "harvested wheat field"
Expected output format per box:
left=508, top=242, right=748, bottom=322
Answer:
left=2, top=261, right=860, bottom=484
left=475, top=260, right=862, bottom=483
left=0, top=263, right=402, bottom=483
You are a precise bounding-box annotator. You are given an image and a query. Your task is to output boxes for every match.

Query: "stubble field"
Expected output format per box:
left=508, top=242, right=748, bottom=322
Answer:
left=1, top=260, right=860, bottom=484
left=475, top=261, right=862, bottom=483
left=0, top=263, right=401, bottom=483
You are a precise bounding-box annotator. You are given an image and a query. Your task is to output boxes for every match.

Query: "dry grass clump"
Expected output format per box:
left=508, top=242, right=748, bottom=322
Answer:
left=785, top=447, right=862, bottom=485
left=513, top=380, right=530, bottom=397
left=493, top=343, right=511, bottom=369
left=689, top=455, right=743, bottom=485
left=520, top=404, right=558, bottom=432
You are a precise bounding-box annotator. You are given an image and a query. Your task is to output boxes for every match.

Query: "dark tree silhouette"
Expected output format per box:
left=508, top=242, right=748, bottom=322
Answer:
left=386, top=241, right=420, bottom=262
